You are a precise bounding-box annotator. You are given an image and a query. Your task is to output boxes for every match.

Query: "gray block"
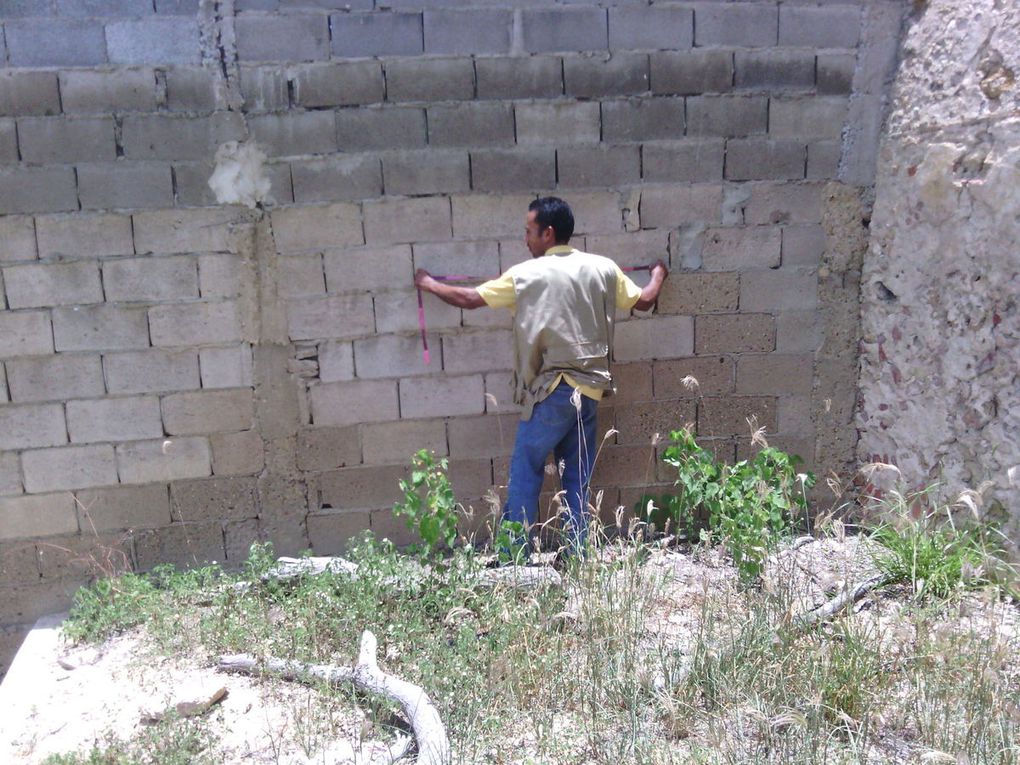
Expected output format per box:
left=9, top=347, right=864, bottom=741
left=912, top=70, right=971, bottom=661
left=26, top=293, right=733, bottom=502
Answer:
left=382, top=150, right=469, bottom=195
left=165, top=67, right=223, bottom=112
left=56, top=0, right=152, bottom=15
left=60, top=69, right=158, bottom=114
left=470, top=148, right=555, bottom=193
left=694, top=3, right=778, bottom=48
left=6, top=20, right=107, bottom=67
left=174, top=160, right=293, bottom=207
left=563, top=53, right=648, bottom=98
left=385, top=58, right=474, bottom=102
left=608, top=6, right=693, bottom=51
left=423, top=9, right=511, bottom=55
left=53, top=305, right=150, bottom=352
left=476, top=56, right=562, bottom=100
left=121, top=112, right=246, bottom=160
left=515, top=101, right=600, bottom=145
left=558, top=145, right=640, bottom=189
left=817, top=52, right=855, bottom=95
left=641, top=139, right=725, bottom=183
left=686, top=95, right=768, bottom=137
left=0, top=310, right=53, bottom=358
left=0, top=216, right=37, bottom=263
left=0, top=120, right=17, bottom=164
left=806, top=140, right=841, bottom=180
left=725, top=138, right=805, bottom=181
left=769, top=96, right=848, bottom=140
left=78, top=162, right=174, bottom=211
left=363, top=197, right=451, bottom=246
left=103, top=255, right=199, bottom=303
left=650, top=50, right=733, bottom=95
left=292, top=62, right=385, bottom=108
left=427, top=102, right=514, bottom=148
left=522, top=8, right=608, bottom=53
left=336, top=106, right=426, bottom=151
left=156, top=0, right=200, bottom=12
left=0, top=167, right=78, bottom=215
left=106, top=18, right=201, bottom=65
left=735, top=50, right=815, bottom=90
left=8, top=355, right=102, bottom=402
left=0, top=71, right=61, bottom=117
left=17, top=117, right=117, bottom=164
left=36, top=213, right=133, bottom=259
left=0, top=0, right=57, bottom=17
left=4, top=260, right=103, bottom=309
left=292, top=155, right=383, bottom=202
left=104, top=349, right=200, bottom=394
left=602, top=97, right=684, bottom=142
left=331, top=12, right=423, bottom=58
left=779, top=5, right=860, bottom=48
left=247, top=111, right=337, bottom=157
left=238, top=66, right=289, bottom=111
left=235, top=13, right=329, bottom=62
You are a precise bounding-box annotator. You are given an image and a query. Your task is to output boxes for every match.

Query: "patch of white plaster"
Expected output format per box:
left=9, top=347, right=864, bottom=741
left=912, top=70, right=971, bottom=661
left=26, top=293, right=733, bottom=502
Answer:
left=208, top=141, right=272, bottom=208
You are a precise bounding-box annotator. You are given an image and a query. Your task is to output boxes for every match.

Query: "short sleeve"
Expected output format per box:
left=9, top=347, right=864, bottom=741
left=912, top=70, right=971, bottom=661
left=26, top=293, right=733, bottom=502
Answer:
left=615, top=265, right=643, bottom=311
left=476, top=272, right=517, bottom=309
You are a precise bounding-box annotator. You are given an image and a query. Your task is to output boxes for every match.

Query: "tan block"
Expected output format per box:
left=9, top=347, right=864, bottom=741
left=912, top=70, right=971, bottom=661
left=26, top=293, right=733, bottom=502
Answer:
left=740, top=269, right=819, bottom=311
left=653, top=356, right=735, bottom=397
left=736, top=436, right=815, bottom=468
left=36, top=213, right=133, bottom=258
left=361, top=419, right=447, bottom=465
left=34, top=532, right=132, bottom=579
left=75, top=484, right=171, bottom=532
left=296, top=426, right=361, bottom=472
left=0, top=541, right=41, bottom=585
left=736, top=353, right=814, bottom=396
left=614, top=315, right=694, bottom=362
left=695, top=314, right=775, bottom=353
left=314, top=464, right=408, bottom=510
left=116, top=436, right=212, bottom=484
left=161, top=388, right=255, bottom=436
left=171, top=476, right=258, bottom=523
left=616, top=400, right=698, bottom=445
left=744, top=182, right=824, bottom=225
left=255, top=512, right=309, bottom=559
left=399, top=374, right=485, bottom=419
left=322, top=244, right=412, bottom=294
left=447, top=413, right=519, bottom=458
left=698, top=396, right=777, bottom=437
left=133, top=521, right=226, bottom=571
left=370, top=508, right=420, bottom=548
left=0, top=578, right=82, bottom=627
left=658, top=272, right=739, bottom=315
left=592, top=444, right=660, bottom=488
left=223, top=519, right=260, bottom=565
left=307, top=509, right=371, bottom=554
left=0, top=493, right=77, bottom=541
left=309, top=380, right=399, bottom=427
left=132, top=208, right=251, bottom=254
left=22, top=445, right=118, bottom=493
left=700, top=226, right=781, bottom=271
left=271, top=203, right=364, bottom=254
left=210, top=431, right=265, bottom=476
left=609, top=362, right=653, bottom=403
left=447, top=458, right=495, bottom=501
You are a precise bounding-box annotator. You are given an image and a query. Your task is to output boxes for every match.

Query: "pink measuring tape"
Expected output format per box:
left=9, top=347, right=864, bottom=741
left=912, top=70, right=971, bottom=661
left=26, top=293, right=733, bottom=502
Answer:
left=417, top=264, right=655, bottom=365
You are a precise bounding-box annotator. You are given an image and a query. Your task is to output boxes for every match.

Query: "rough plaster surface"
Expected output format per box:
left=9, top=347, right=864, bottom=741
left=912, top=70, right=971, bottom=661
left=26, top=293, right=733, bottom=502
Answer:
left=858, top=0, right=1020, bottom=537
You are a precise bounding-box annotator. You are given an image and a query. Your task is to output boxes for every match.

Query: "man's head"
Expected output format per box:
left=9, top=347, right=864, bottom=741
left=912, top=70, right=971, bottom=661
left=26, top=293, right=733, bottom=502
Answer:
left=525, top=196, right=574, bottom=258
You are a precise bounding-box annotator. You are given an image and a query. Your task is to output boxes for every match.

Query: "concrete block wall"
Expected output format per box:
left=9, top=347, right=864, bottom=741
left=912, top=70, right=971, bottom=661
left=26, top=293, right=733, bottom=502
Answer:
left=0, top=0, right=906, bottom=675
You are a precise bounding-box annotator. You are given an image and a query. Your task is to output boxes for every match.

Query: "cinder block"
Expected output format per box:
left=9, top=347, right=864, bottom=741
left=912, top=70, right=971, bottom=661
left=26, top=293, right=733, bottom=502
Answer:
left=658, top=272, right=739, bottom=315
left=650, top=49, right=732, bottom=97
left=522, top=7, right=607, bottom=53
left=448, top=413, right=519, bottom=459
left=323, top=244, right=412, bottom=293
left=121, top=112, right=245, bottom=160
left=77, top=161, right=174, bottom=211
left=695, top=313, right=776, bottom=353
left=0, top=167, right=78, bottom=215
left=641, top=140, right=724, bottom=183
left=210, top=430, right=264, bottom=476
left=373, top=290, right=460, bottom=335
left=687, top=95, right=768, bottom=137
left=59, top=69, right=157, bottom=114
left=585, top=230, right=669, bottom=270
left=412, top=238, right=500, bottom=281
left=6, top=19, right=107, bottom=67
left=361, top=419, right=447, bottom=465
left=309, top=379, right=399, bottom=427
left=424, top=8, right=511, bottom=55
left=779, top=4, right=860, bottom=48
left=0, top=493, right=77, bottom=541
left=7, top=354, right=104, bottom=404
left=0, top=452, right=21, bottom=494
left=476, top=56, right=562, bottom=100
left=427, top=102, right=514, bottom=148
left=736, top=353, right=813, bottom=396
left=103, top=255, right=198, bottom=303
left=608, top=6, right=693, bottom=51
left=318, top=340, right=354, bottom=382
left=271, top=203, right=364, bottom=254
left=601, top=97, right=684, bottom=142
left=66, top=396, right=162, bottom=445
left=400, top=374, right=485, bottom=419
left=223, top=519, right=259, bottom=563
left=516, top=101, right=600, bottom=146
left=740, top=269, right=818, bottom=311
left=616, top=399, right=698, bottom=445
left=726, top=138, right=805, bottom=181
left=382, top=150, right=469, bottom=196
left=292, top=61, right=385, bottom=108
left=385, top=58, right=474, bottom=102
left=0, top=403, right=66, bottom=451
left=134, top=208, right=250, bottom=255
left=700, top=226, right=781, bottom=270
left=352, top=333, right=438, bottom=379
left=175, top=159, right=293, bottom=207
left=104, top=349, right=200, bottom=394
left=776, top=310, right=822, bottom=353
left=170, top=475, right=257, bottom=523
left=441, top=330, right=513, bottom=374
left=807, top=141, right=842, bottom=180
left=781, top=224, right=826, bottom=266
left=149, top=301, right=242, bottom=347
left=568, top=190, right=631, bottom=235
left=133, top=521, right=224, bottom=570
left=330, top=11, right=423, bottom=58
left=296, top=426, right=360, bottom=472
left=694, top=3, right=778, bottom=47
left=247, top=111, right=337, bottom=157
left=238, top=65, right=289, bottom=111
left=116, top=436, right=211, bottom=484
left=199, top=345, right=253, bottom=389
left=744, top=182, right=823, bottom=224
left=0, top=541, right=40, bottom=585
left=0, top=120, right=18, bottom=164
left=771, top=96, right=849, bottom=140
left=564, top=53, right=649, bottom=98
left=198, top=254, right=250, bottom=299
left=364, top=196, right=451, bottom=245
left=639, top=185, right=722, bottom=228
left=162, top=388, right=255, bottom=436
left=291, top=155, right=382, bottom=203
left=235, top=13, right=329, bottom=62
left=56, top=0, right=152, bottom=18
left=0, top=217, right=37, bottom=263
left=314, top=464, right=407, bottom=511
left=307, top=509, right=370, bottom=553
left=0, top=311, right=53, bottom=358
left=4, top=260, right=103, bottom=310
left=735, top=50, right=815, bottom=90
left=36, top=214, right=134, bottom=260
left=614, top=315, right=693, bottom=362
left=653, top=355, right=735, bottom=398
left=451, top=193, right=534, bottom=238
left=276, top=255, right=324, bottom=300
left=470, top=148, right=555, bottom=193
left=22, top=444, right=117, bottom=493
left=286, top=293, right=375, bottom=341
left=336, top=105, right=427, bottom=151
left=106, top=17, right=201, bottom=65
left=698, top=396, right=777, bottom=437
left=0, top=71, right=60, bottom=116
left=164, top=67, right=222, bottom=112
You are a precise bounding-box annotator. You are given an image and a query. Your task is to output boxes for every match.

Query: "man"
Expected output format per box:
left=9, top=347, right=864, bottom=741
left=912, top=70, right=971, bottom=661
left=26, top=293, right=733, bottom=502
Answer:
left=414, top=197, right=667, bottom=551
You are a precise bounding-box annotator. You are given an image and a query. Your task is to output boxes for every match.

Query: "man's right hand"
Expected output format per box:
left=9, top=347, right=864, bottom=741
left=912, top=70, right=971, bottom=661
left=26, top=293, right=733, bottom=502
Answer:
left=414, top=268, right=434, bottom=290
left=651, top=259, right=668, bottom=279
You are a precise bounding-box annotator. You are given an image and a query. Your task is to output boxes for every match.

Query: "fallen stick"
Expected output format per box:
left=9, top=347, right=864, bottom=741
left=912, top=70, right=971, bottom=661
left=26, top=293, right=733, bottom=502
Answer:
left=792, top=574, right=887, bottom=630
left=219, top=630, right=450, bottom=765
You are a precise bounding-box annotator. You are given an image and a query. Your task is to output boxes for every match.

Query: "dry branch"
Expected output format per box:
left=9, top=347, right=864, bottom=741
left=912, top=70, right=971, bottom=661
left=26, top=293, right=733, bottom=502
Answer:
left=792, top=574, right=887, bottom=630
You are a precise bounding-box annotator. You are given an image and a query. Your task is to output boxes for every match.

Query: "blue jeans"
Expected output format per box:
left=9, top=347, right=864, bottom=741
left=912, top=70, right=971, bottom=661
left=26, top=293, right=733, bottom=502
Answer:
left=503, top=382, right=598, bottom=550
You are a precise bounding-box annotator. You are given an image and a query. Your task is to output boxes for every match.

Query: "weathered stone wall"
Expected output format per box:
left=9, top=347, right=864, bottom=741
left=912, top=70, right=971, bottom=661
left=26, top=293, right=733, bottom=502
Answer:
left=858, top=0, right=1020, bottom=541
left=0, top=0, right=903, bottom=675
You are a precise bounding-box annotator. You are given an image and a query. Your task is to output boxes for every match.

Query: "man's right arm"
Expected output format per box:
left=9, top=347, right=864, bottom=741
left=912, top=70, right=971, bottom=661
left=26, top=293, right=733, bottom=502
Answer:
left=414, top=269, right=487, bottom=309
left=633, top=260, right=668, bottom=311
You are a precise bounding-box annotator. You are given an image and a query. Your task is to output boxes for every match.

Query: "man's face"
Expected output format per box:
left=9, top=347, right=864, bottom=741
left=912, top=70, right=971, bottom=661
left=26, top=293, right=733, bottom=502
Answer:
left=525, top=210, right=552, bottom=258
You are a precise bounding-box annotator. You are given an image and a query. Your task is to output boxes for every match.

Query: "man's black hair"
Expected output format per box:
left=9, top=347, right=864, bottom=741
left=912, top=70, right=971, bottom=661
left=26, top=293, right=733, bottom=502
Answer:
left=529, top=196, right=574, bottom=244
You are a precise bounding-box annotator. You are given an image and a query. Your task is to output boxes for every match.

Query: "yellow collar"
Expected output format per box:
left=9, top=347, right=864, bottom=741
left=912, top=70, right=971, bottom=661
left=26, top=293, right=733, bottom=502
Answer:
left=544, top=245, right=574, bottom=256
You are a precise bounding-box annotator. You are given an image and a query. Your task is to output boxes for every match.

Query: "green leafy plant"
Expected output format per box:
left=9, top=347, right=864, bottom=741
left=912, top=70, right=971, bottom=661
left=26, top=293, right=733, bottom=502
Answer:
left=394, top=449, right=460, bottom=557
left=493, top=519, right=528, bottom=565
left=63, top=571, right=158, bottom=643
